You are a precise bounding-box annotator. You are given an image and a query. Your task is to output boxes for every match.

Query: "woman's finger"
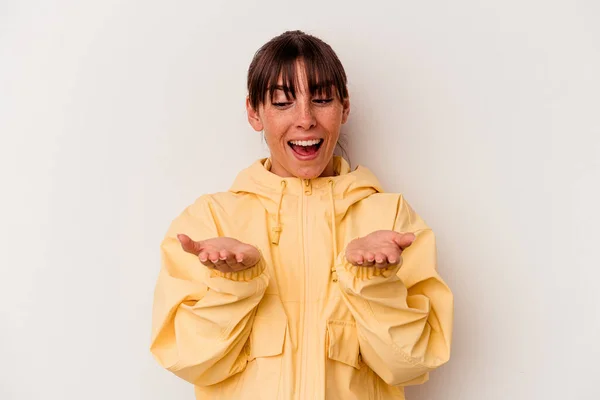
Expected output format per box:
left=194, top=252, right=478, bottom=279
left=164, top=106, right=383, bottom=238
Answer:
left=363, top=251, right=375, bottom=266
left=223, top=251, right=238, bottom=267
left=199, top=258, right=215, bottom=269
left=205, top=255, right=233, bottom=272
left=198, top=250, right=209, bottom=263
left=239, top=254, right=259, bottom=268
left=374, top=252, right=387, bottom=265
left=235, top=252, right=245, bottom=263
left=207, top=251, right=220, bottom=264
left=353, top=253, right=364, bottom=265
left=238, top=247, right=261, bottom=268
left=387, top=250, right=401, bottom=265
left=177, top=233, right=201, bottom=256
left=375, top=252, right=390, bottom=268
left=346, top=250, right=363, bottom=266
left=213, top=259, right=228, bottom=267
left=393, top=232, right=416, bottom=250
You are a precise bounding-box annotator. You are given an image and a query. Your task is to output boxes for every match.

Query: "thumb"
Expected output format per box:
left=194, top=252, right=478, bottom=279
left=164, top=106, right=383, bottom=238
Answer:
left=393, top=232, right=416, bottom=249
left=177, top=233, right=201, bottom=256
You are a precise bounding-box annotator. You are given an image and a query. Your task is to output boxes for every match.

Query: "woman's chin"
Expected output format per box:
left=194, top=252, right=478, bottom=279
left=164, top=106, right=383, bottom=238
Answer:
left=290, top=162, right=330, bottom=179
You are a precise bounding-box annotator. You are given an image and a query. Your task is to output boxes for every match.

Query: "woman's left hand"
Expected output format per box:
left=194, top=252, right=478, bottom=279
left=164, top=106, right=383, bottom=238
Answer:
left=345, top=230, right=416, bottom=268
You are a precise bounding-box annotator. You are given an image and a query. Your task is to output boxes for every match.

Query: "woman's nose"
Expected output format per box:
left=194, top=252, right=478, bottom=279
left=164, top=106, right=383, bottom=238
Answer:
left=295, top=101, right=316, bottom=130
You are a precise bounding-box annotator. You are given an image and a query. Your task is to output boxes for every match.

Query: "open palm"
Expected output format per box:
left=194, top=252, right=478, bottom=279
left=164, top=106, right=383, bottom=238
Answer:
left=177, top=234, right=260, bottom=273
left=345, top=230, right=415, bottom=268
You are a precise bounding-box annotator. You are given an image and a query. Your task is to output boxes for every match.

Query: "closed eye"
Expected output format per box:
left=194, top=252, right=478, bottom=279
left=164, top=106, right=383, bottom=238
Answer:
left=272, top=102, right=293, bottom=108
left=313, top=98, right=333, bottom=105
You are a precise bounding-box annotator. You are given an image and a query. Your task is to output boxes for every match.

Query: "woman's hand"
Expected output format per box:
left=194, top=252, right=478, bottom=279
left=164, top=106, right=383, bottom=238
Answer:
left=177, top=234, right=261, bottom=273
left=345, top=230, right=416, bottom=268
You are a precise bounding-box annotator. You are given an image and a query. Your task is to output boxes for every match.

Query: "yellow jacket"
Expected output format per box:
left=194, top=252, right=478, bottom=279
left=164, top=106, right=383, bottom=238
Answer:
left=150, top=157, right=453, bottom=399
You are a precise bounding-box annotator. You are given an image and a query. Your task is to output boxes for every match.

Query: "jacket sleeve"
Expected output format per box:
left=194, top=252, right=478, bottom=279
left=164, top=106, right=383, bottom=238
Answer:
left=150, top=196, right=269, bottom=386
left=334, top=195, right=453, bottom=386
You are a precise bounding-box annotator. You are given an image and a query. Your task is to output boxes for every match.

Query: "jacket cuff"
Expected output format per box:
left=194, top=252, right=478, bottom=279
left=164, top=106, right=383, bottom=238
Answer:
left=209, top=256, right=266, bottom=282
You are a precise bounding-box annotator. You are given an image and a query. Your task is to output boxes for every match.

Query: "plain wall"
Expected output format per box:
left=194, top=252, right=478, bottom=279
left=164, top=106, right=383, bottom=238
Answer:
left=1, top=1, right=599, bottom=399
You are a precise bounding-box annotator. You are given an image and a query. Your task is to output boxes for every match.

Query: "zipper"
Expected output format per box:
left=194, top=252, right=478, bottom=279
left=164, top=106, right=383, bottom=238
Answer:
left=298, top=178, right=312, bottom=400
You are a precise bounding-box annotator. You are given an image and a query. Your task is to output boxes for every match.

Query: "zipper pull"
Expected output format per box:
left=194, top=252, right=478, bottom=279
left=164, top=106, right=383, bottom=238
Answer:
left=303, top=179, right=312, bottom=195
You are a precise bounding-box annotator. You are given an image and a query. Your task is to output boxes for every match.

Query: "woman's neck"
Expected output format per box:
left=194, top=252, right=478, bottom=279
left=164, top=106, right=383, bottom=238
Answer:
left=268, top=157, right=336, bottom=178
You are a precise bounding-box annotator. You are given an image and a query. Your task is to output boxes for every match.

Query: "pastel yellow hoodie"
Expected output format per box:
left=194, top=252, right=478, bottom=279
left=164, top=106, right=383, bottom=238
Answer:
left=150, top=157, right=453, bottom=400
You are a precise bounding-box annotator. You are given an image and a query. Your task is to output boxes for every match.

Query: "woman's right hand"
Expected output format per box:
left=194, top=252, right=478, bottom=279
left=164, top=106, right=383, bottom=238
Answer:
left=176, top=234, right=260, bottom=273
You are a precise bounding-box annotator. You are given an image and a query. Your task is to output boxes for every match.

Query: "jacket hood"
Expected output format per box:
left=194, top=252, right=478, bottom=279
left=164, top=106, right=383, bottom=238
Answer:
left=229, top=156, right=384, bottom=245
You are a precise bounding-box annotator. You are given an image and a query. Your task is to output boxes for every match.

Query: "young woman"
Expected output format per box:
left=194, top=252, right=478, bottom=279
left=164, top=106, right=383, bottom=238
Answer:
left=150, top=30, right=453, bottom=400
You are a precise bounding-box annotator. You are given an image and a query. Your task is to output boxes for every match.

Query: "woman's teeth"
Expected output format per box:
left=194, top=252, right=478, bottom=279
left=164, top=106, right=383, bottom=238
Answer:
left=289, top=139, right=322, bottom=146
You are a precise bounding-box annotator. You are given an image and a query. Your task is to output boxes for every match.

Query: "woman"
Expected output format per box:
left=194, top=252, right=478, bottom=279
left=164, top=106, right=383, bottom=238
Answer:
left=150, top=30, right=453, bottom=400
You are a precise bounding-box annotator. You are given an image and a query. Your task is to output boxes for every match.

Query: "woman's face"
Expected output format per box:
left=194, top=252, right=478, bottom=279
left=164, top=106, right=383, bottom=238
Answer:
left=246, top=62, right=350, bottom=179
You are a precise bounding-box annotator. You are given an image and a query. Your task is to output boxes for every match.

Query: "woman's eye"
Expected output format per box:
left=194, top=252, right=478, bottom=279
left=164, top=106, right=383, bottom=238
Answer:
left=313, top=98, right=333, bottom=104
left=272, top=102, right=292, bottom=108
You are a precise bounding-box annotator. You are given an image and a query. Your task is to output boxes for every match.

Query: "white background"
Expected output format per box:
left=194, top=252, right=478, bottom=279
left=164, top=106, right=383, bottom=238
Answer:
left=1, top=1, right=599, bottom=399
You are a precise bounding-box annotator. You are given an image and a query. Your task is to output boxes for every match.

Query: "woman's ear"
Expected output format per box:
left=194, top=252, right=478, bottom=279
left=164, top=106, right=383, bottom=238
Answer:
left=341, top=96, right=350, bottom=124
left=246, top=97, right=264, bottom=131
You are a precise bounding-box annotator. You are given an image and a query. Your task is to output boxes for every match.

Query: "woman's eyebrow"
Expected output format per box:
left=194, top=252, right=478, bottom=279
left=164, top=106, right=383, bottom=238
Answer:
left=269, top=85, right=292, bottom=91
left=310, top=82, right=333, bottom=91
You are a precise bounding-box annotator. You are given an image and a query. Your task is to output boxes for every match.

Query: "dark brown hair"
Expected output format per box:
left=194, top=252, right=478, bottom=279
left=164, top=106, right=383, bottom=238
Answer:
left=247, top=30, right=349, bottom=110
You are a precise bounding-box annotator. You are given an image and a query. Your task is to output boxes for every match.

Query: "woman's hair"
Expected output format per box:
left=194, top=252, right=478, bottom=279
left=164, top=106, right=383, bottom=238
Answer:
left=247, top=30, right=348, bottom=110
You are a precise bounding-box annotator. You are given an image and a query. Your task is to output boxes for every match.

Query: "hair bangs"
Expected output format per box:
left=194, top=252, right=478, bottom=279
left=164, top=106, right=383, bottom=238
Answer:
left=248, top=31, right=348, bottom=110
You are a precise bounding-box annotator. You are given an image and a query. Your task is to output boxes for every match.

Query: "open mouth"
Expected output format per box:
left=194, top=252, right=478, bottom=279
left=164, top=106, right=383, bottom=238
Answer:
left=288, top=139, right=324, bottom=158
